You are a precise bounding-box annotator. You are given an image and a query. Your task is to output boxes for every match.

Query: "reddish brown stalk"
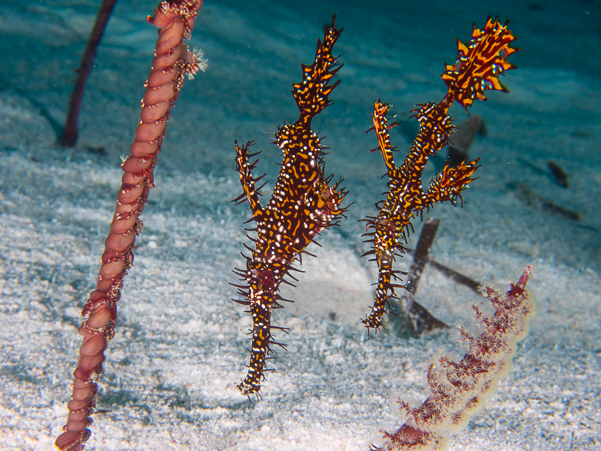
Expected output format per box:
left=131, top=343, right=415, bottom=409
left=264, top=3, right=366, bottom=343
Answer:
left=60, top=0, right=119, bottom=147
left=55, top=1, right=204, bottom=449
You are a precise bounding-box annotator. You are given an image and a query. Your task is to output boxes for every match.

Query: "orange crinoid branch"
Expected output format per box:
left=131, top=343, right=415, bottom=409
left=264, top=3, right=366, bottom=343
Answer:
left=232, top=16, right=348, bottom=398
left=55, top=1, right=205, bottom=450
left=362, top=17, right=518, bottom=331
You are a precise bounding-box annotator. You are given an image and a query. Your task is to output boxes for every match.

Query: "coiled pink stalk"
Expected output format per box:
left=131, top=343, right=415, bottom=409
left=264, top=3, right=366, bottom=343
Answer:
left=55, top=1, right=204, bottom=449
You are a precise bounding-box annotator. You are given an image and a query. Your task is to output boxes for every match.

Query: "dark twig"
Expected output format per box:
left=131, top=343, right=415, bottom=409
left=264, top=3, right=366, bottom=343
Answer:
left=425, top=257, right=482, bottom=293
left=547, top=160, right=569, bottom=188
left=60, top=0, right=119, bottom=147
left=510, top=182, right=580, bottom=221
left=389, top=218, right=488, bottom=336
left=389, top=218, right=448, bottom=336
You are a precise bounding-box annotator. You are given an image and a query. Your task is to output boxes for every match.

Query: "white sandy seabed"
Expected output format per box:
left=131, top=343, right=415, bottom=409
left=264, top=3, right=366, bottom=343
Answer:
left=0, top=0, right=600, bottom=450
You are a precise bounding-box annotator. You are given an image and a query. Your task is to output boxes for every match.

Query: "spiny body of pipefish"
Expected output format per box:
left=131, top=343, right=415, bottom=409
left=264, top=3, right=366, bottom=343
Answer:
left=362, top=17, right=519, bottom=332
left=232, top=16, right=348, bottom=397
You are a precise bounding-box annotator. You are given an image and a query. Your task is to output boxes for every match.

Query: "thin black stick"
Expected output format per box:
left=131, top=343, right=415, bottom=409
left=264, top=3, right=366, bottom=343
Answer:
left=405, top=218, right=440, bottom=296
left=389, top=218, right=447, bottom=336
left=426, top=258, right=482, bottom=293
left=60, top=0, right=119, bottom=147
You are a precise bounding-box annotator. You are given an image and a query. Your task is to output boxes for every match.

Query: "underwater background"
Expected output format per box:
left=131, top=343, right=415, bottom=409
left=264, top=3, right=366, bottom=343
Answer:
left=0, top=0, right=600, bottom=449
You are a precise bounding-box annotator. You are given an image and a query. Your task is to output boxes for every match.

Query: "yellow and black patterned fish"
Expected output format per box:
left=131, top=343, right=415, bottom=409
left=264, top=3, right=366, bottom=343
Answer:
left=362, top=17, right=519, bottom=332
left=233, top=16, right=348, bottom=397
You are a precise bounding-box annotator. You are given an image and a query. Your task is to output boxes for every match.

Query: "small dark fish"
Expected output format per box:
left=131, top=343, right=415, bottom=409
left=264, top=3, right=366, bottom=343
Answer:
left=87, top=146, right=108, bottom=156
left=547, top=160, right=569, bottom=188
left=510, top=182, right=580, bottom=221
left=541, top=201, right=579, bottom=220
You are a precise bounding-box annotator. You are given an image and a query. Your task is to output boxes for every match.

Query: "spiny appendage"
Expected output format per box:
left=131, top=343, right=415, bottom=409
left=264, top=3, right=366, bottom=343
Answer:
left=370, top=100, right=398, bottom=170
left=362, top=100, right=480, bottom=332
left=232, top=18, right=346, bottom=397
left=292, top=15, right=343, bottom=120
left=361, top=248, right=404, bottom=331
left=441, top=16, right=519, bottom=110
left=361, top=204, right=409, bottom=331
left=425, top=157, right=480, bottom=206
left=233, top=140, right=265, bottom=216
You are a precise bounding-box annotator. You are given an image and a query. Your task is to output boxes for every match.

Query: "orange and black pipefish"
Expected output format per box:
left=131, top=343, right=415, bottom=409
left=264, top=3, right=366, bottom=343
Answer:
left=362, top=17, right=519, bottom=332
left=232, top=16, right=348, bottom=397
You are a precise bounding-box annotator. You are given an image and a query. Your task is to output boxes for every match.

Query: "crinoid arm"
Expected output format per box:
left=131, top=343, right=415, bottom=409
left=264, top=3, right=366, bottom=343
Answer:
left=292, top=15, right=343, bottom=121
left=441, top=16, right=519, bottom=110
left=375, top=268, right=534, bottom=451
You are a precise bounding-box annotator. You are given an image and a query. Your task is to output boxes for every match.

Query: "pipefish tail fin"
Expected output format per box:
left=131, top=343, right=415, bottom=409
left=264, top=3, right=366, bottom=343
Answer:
left=292, top=15, right=343, bottom=121
left=441, top=16, right=519, bottom=110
